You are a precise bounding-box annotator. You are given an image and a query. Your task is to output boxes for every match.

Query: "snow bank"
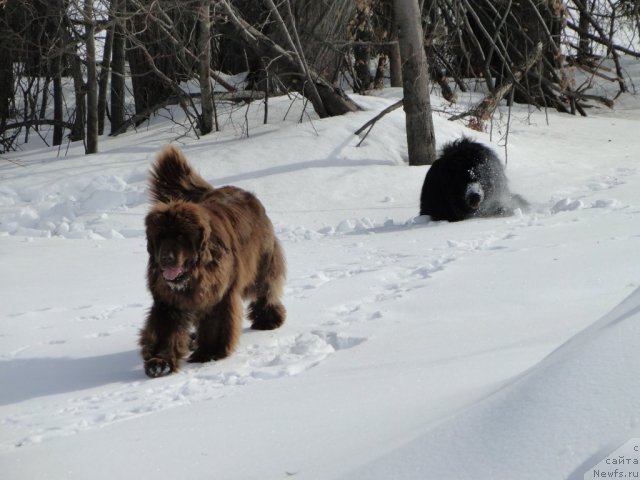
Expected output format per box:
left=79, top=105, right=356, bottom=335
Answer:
left=344, top=286, right=640, bottom=480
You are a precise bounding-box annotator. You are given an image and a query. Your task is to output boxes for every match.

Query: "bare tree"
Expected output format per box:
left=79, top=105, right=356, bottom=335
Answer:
left=69, top=54, right=86, bottom=143
left=83, top=0, right=98, bottom=153
left=97, top=0, right=116, bottom=136
left=393, top=0, right=436, bottom=165
left=198, top=0, right=214, bottom=135
left=0, top=7, right=12, bottom=134
left=351, top=0, right=375, bottom=93
left=214, top=0, right=360, bottom=117
left=110, top=0, right=126, bottom=135
left=125, top=1, right=177, bottom=122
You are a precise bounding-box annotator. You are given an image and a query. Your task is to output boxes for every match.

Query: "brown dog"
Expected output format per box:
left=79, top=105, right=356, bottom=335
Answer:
left=140, top=145, right=286, bottom=377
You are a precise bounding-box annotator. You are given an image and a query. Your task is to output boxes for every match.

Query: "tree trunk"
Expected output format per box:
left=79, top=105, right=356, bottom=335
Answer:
left=352, top=2, right=373, bottom=93
left=70, top=53, right=85, bottom=143
left=110, top=0, right=126, bottom=135
left=84, top=0, right=98, bottom=153
left=0, top=14, right=12, bottom=129
left=51, top=2, right=65, bottom=146
left=388, top=40, right=403, bottom=87
left=577, top=5, right=592, bottom=62
left=198, top=0, right=213, bottom=135
left=393, top=0, right=436, bottom=165
left=53, top=71, right=63, bottom=146
left=126, top=2, right=174, bottom=120
left=97, top=3, right=116, bottom=136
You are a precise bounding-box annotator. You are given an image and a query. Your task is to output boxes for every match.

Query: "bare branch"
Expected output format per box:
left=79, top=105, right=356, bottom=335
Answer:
left=449, top=42, right=543, bottom=124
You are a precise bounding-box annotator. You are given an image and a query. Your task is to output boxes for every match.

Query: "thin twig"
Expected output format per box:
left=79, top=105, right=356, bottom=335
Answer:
left=354, top=99, right=403, bottom=136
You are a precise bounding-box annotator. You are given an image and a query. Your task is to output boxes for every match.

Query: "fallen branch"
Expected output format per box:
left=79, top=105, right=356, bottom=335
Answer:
left=354, top=100, right=456, bottom=147
left=354, top=99, right=402, bottom=147
left=531, top=72, right=614, bottom=110
left=1, top=119, right=75, bottom=132
left=354, top=99, right=402, bottom=136
left=110, top=96, right=179, bottom=136
left=448, top=42, right=543, bottom=124
left=570, top=0, right=628, bottom=93
left=566, top=22, right=640, bottom=59
left=214, top=91, right=266, bottom=102
left=565, top=55, right=620, bottom=84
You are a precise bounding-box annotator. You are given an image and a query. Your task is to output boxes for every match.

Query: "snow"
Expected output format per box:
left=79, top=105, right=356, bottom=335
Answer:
left=2, top=61, right=640, bottom=479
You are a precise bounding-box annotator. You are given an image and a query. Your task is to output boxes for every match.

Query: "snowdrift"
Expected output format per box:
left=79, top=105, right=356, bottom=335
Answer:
left=345, top=286, right=640, bottom=480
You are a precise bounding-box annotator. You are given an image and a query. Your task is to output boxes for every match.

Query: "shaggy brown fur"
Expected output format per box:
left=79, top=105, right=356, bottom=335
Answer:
left=140, top=145, right=286, bottom=378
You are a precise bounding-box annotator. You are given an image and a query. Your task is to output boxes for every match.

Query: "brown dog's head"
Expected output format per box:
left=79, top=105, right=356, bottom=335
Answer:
left=145, top=202, right=213, bottom=289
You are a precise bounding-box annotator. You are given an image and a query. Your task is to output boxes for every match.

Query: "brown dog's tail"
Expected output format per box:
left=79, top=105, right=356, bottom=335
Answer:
left=149, top=145, right=212, bottom=203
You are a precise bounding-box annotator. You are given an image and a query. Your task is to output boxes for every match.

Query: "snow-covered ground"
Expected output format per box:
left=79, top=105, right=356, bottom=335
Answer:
left=2, top=61, right=640, bottom=479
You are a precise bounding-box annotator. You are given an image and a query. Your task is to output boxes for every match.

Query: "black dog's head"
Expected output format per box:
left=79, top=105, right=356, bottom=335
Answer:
left=444, top=160, right=495, bottom=219
left=462, top=167, right=485, bottom=212
left=420, top=137, right=522, bottom=222
left=441, top=140, right=504, bottom=218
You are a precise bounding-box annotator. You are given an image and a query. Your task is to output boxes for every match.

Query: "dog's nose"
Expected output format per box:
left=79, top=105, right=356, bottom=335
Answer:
left=467, top=192, right=482, bottom=208
left=465, top=182, right=484, bottom=209
left=160, top=250, right=176, bottom=266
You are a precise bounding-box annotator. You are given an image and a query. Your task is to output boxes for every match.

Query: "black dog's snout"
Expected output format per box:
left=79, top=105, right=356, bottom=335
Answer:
left=467, top=192, right=482, bottom=208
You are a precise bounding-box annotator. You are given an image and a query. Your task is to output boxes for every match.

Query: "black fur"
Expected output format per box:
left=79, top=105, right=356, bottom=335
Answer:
left=419, top=138, right=527, bottom=222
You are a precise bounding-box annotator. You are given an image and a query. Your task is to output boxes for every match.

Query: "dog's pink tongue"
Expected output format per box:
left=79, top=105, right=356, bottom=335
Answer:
left=162, top=266, right=183, bottom=281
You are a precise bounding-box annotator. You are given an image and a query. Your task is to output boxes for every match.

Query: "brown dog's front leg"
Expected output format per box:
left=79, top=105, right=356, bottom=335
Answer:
left=188, top=293, right=243, bottom=363
left=139, top=301, right=190, bottom=377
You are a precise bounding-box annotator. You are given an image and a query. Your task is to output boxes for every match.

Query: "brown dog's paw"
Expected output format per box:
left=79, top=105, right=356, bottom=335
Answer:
left=144, top=357, right=176, bottom=378
left=249, top=300, right=286, bottom=330
left=187, top=348, right=227, bottom=364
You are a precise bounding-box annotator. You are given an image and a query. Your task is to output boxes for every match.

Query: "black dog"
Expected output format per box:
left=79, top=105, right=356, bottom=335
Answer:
left=419, top=138, right=527, bottom=222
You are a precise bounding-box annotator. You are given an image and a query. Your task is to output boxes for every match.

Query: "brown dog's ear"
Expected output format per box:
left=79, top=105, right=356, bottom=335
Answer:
left=145, top=210, right=164, bottom=230
left=145, top=210, right=164, bottom=256
left=146, top=237, right=155, bottom=256
left=197, top=224, right=213, bottom=264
